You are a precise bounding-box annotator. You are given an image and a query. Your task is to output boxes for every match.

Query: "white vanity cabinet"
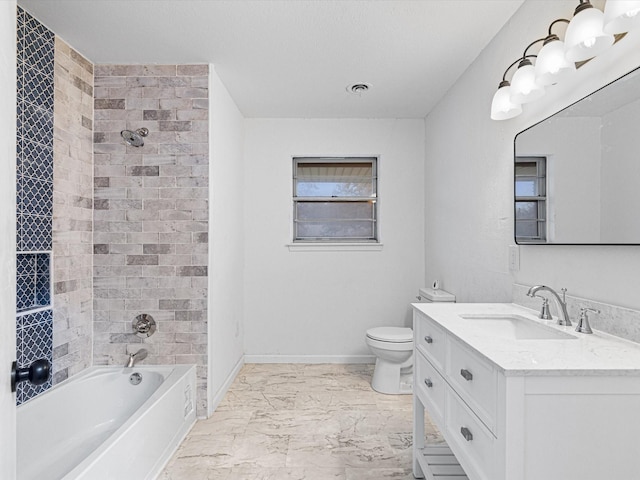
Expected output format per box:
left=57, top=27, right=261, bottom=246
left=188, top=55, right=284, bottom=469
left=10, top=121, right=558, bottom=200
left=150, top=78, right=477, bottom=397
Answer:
left=412, top=304, right=640, bottom=480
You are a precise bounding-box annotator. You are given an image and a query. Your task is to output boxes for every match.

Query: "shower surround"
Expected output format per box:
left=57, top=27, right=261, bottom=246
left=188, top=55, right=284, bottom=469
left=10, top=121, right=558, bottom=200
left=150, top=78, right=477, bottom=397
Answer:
left=92, top=64, right=209, bottom=416
left=52, top=37, right=94, bottom=386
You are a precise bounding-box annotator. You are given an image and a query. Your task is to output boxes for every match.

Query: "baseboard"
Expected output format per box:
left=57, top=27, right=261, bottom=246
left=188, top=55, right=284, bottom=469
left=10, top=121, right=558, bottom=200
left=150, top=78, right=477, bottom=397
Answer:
left=244, top=354, right=376, bottom=364
left=207, top=355, right=244, bottom=417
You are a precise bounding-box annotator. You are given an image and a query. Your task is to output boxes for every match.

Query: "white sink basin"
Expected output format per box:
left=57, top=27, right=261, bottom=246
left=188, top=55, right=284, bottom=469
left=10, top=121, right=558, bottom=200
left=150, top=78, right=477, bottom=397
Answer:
left=459, top=314, right=577, bottom=340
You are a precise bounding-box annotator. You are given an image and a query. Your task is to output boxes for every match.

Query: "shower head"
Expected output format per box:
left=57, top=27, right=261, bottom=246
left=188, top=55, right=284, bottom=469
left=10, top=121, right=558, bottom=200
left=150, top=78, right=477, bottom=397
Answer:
left=120, top=127, right=149, bottom=147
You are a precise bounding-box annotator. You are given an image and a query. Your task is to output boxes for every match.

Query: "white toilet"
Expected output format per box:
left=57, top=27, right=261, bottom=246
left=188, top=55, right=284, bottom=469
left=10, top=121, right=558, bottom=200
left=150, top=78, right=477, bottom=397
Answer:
left=366, top=327, right=414, bottom=394
left=365, top=287, right=455, bottom=395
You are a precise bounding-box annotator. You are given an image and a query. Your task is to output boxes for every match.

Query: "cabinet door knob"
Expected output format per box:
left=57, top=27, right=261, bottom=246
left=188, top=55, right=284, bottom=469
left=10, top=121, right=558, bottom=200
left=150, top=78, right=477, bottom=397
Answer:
left=424, top=336, right=433, bottom=344
left=460, top=426, right=473, bottom=441
left=424, top=378, right=433, bottom=388
left=460, top=369, right=473, bottom=381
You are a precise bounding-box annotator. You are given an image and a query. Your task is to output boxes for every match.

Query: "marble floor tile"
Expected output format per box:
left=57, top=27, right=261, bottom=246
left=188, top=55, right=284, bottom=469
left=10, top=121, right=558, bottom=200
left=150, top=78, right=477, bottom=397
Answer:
left=161, top=363, right=443, bottom=480
left=226, top=467, right=346, bottom=480
left=345, top=467, right=415, bottom=479
left=189, top=410, right=254, bottom=436
left=217, top=391, right=297, bottom=412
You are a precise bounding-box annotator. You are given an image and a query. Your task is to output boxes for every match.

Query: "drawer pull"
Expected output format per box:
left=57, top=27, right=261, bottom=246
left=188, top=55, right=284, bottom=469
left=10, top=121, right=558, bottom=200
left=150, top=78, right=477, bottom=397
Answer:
left=460, top=426, right=473, bottom=442
left=460, top=369, right=473, bottom=381
left=424, top=336, right=433, bottom=344
left=424, top=378, right=433, bottom=388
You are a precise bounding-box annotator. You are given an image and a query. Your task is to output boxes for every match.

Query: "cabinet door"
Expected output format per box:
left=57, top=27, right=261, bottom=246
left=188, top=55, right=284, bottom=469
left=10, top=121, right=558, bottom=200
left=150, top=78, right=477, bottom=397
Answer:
left=415, top=351, right=446, bottom=425
left=446, top=388, right=496, bottom=480
left=446, top=336, right=497, bottom=433
left=415, top=311, right=447, bottom=371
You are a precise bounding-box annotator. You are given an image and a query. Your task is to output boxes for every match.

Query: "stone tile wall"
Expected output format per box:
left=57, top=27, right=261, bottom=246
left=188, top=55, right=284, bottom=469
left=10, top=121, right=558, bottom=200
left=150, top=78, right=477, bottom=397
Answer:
left=93, top=64, right=209, bottom=416
left=52, top=38, right=94, bottom=384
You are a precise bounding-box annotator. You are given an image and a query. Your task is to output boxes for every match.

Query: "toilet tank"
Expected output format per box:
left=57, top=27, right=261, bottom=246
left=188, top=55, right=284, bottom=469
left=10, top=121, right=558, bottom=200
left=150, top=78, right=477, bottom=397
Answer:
left=417, top=287, right=455, bottom=303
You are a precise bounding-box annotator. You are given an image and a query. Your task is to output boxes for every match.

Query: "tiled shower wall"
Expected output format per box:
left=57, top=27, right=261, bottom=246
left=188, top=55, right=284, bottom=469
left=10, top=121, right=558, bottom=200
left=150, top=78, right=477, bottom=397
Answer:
left=93, top=65, right=209, bottom=416
left=18, top=7, right=95, bottom=402
left=16, top=7, right=54, bottom=404
left=52, top=38, right=94, bottom=384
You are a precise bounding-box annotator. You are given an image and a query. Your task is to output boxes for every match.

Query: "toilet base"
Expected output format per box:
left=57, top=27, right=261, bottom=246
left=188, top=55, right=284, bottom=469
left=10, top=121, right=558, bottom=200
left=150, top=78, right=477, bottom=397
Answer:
left=370, top=358, right=413, bottom=395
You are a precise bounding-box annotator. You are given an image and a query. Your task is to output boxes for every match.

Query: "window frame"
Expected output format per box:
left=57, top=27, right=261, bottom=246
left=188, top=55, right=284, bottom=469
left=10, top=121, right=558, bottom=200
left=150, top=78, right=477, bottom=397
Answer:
left=292, top=156, right=379, bottom=244
left=514, top=156, right=547, bottom=244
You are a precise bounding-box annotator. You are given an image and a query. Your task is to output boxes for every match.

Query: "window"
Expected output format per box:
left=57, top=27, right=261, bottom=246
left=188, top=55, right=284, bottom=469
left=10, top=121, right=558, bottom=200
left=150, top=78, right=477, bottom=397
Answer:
left=515, top=156, right=546, bottom=243
left=293, top=157, right=378, bottom=242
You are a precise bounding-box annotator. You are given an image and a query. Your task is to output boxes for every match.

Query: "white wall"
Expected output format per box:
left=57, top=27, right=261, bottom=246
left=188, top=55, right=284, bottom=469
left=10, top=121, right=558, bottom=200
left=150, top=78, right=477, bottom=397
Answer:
left=243, top=119, right=425, bottom=361
left=0, top=0, right=17, bottom=475
left=424, top=0, right=640, bottom=310
left=208, top=67, right=245, bottom=414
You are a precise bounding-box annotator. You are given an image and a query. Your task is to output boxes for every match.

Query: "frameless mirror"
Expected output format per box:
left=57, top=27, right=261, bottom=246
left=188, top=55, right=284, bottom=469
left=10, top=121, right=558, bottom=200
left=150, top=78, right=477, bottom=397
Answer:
left=514, top=65, right=640, bottom=245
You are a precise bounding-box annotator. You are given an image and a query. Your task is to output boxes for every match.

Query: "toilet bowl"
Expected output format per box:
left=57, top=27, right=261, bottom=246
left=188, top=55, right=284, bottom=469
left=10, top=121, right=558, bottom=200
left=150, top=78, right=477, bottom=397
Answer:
left=365, top=327, right=413, bottom=395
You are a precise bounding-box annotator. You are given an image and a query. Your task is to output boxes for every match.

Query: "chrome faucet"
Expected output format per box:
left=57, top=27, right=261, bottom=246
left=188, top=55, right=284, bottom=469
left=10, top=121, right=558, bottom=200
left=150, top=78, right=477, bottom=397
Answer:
left=125, top=349, right=148, bottom=368
left=526, top=285, right=572, bottom=326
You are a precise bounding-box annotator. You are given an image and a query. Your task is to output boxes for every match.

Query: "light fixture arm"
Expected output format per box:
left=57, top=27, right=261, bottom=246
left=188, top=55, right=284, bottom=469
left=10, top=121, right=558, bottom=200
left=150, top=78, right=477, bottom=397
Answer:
left=547, top=18, right=570, bottom=37
left=520, top=38, right=546, bottom=61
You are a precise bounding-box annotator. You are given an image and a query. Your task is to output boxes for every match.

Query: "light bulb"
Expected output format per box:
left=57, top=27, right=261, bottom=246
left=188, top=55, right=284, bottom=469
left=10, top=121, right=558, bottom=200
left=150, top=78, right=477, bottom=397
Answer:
left=604, top=0, right=640, bottom=33
left=491, top=82, right=522, bottom=121
left=565, top=4, right=614, bottom=62
left=535, top=37, right=576, bottom=86
left=510, top=60, right=545, bottom=104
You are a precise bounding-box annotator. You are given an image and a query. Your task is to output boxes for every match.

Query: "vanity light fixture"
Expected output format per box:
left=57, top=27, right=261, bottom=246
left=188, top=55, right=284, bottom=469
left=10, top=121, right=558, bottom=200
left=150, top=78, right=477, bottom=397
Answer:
left=490, top=59, right=524, bottom=120
left=565, top=0, right=614, bottom=62
left=491, top=0, right=640, bottom=121
left=604, top=0, right=640, bottom=34
left=535, top=20, right=576, bottom=86
left=509, top=40, right=547, bottom=104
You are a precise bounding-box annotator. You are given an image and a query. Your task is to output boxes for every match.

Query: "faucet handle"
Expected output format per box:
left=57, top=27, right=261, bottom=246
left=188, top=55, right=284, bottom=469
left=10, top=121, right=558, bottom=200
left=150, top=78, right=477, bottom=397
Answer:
left=576, top=307, right=600, bottom=334
left=540, top=298, right=552, bottom=320
left=534, top=295, right=552, bottom=320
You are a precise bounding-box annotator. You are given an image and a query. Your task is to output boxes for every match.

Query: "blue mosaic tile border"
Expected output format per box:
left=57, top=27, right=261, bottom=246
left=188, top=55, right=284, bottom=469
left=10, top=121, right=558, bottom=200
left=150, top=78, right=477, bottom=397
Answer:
left=16, top=6, right=54, bottom=254
left=16, top=7, right=54, bottom=405
left=16, top=309, right=53, bottom=405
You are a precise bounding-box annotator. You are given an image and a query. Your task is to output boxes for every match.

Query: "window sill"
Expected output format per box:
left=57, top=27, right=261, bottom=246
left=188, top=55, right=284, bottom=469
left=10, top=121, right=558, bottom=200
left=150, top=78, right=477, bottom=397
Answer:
left=287, top=243, right=384, bottom=252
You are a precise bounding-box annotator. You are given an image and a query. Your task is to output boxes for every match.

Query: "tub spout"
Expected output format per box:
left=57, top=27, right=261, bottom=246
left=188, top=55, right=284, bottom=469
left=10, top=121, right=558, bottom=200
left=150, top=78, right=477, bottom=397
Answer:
left=126, top=349, right=148, bottom=368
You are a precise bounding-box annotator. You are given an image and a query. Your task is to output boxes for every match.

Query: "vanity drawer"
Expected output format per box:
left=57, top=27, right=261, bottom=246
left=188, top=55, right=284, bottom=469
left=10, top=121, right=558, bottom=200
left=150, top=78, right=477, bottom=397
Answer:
left=446, top=337, right=497, bottom=433
left=415, top=351, right=445, bottom=424
left=414, top=311, right=447, bottom=371
left=445, top=388, right=496, bottom=480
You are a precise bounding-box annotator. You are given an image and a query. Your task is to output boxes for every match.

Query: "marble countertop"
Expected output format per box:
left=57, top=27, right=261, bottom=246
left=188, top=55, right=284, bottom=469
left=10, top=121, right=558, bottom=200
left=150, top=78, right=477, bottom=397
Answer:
left=412, top=302, right=640, bottom=376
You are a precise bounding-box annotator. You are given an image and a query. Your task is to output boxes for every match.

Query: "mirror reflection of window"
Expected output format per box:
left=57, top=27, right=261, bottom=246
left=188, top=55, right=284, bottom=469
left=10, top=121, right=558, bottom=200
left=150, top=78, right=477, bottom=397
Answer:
left=515, top=157, right=546, bottom=243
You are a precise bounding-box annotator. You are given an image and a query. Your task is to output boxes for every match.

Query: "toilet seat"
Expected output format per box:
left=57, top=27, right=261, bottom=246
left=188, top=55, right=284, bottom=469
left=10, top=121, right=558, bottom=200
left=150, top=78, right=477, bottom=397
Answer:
left=366, top=327, right=413, bottom=343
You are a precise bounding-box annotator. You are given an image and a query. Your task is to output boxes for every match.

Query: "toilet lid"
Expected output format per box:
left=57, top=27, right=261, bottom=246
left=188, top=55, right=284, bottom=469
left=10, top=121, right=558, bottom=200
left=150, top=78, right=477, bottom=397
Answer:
left=366, top=327, right=413, bottom=343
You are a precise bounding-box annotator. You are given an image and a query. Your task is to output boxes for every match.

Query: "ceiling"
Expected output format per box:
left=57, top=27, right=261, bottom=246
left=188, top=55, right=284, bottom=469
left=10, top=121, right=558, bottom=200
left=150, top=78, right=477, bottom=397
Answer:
left=19, top=0, right=524, bottom=118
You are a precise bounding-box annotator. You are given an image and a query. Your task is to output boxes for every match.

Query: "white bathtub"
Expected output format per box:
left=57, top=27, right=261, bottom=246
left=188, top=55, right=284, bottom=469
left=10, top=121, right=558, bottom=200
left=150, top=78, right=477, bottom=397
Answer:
left=17, top=365, right=196, bottom=480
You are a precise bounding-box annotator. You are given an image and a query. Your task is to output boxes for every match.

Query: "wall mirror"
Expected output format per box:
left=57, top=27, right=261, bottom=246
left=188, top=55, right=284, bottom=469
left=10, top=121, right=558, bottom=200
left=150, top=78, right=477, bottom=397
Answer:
left=514, top=65, right=640, bottom=245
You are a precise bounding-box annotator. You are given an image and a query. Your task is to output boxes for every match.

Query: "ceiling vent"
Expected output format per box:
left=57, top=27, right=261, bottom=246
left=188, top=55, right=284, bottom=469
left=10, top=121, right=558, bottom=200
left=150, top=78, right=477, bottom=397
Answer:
left=347, top=83, right=372, bottom=95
